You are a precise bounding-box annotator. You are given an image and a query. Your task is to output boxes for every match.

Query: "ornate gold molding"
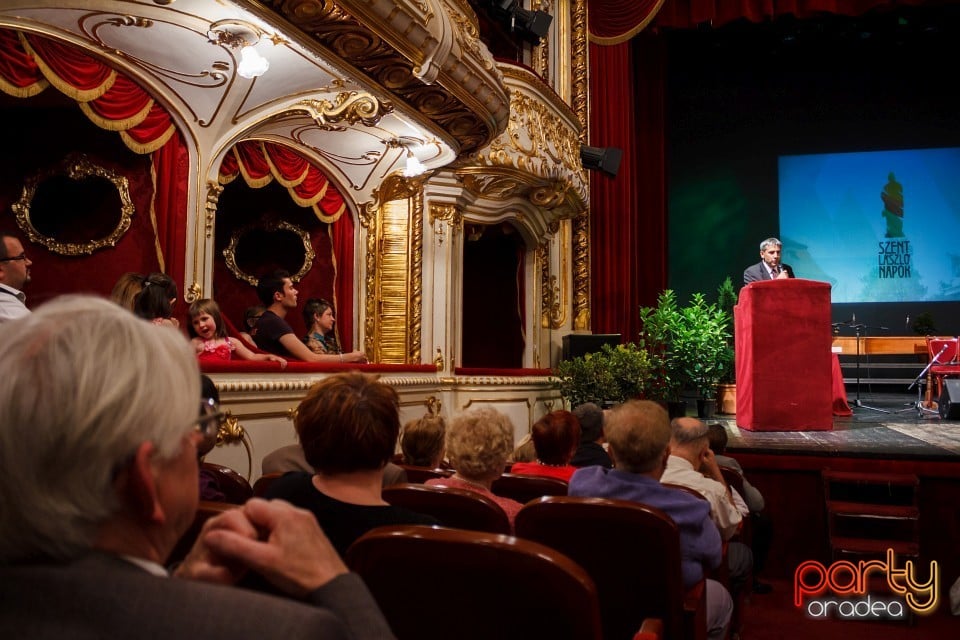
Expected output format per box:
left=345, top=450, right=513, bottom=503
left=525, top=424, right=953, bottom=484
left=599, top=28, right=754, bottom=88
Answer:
left=11, top=154, right=134, bottom=256
left=263, top=0, right=509, bottom=152
left=296, top=91, right=395, bottom=129
left=428, top=202, right=462, bottom=245
left=185, top=282, right=202, bottom=305
left=204, top=181, right=222, bottom=240
left=571, top=0, right=590, bottom=330
left=363, top=176, right=424, bottom=363
left=222, top=220, right=316, bottom=286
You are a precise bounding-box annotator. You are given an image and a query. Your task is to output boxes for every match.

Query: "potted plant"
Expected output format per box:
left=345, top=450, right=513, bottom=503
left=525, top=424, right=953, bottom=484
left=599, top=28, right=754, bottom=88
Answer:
left=672, top=292, right=731, bottom=419
left=554, top=342, right=651, bottom=408
left=638, top=290, right=685, bottom=416
left=715, top=277, right=739, bottom=414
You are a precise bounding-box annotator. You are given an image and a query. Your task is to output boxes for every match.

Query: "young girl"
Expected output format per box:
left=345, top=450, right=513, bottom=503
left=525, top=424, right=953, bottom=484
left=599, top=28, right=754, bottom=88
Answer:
left=188, top=299, right=286, bottom=367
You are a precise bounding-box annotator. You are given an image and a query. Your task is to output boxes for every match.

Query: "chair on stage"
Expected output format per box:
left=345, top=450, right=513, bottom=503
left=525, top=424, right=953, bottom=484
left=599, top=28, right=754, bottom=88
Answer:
left=515, top=496, right=706, bottom=640
left=491, top=472, right=568, bottom=504
left=926, top=336, right=960, bottom=402
left=382, top=483, right=511, bottom=534
left=345, top=524, right=611, bottom=640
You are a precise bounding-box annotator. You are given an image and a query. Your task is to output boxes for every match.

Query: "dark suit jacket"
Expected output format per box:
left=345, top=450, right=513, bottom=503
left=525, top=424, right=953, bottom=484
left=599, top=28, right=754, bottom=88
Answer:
left=742, top=261, right=795, bottom=285
left=0, top=552, right=395, bottom=639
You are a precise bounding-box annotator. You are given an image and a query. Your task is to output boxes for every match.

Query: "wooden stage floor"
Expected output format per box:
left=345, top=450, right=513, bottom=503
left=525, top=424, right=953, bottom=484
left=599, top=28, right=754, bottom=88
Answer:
left=713, top=391, right=960, bottom=461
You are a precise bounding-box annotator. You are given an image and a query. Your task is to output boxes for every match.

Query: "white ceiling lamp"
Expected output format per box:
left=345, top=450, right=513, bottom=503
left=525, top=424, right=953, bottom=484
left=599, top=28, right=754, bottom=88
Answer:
left=208, top=20, right=270, bottom=80
left=237, top=45, right=269, bottom=79
left=403, top=149, right=427, bottom=177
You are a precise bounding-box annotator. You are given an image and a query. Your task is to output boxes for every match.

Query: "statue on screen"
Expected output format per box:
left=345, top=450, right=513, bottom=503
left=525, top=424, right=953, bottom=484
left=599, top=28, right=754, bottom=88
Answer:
left=881, top=172, right=905, bottom=238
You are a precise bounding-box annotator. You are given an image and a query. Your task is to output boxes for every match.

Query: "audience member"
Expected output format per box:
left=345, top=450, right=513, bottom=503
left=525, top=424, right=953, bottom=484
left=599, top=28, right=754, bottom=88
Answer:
left=399, top=413, right=447, bottom=468
left=568, top=400, right=732, bottom=640
left=0, top=231, right=31, bottom=322
left=239, top=305, right=265, bottom=345
left=197, top=375, right=227, bottom=502
left=570, top=402, right=613, bottom=468
left=0, top=295, right=394, bottom=639
left=426, top=408, right=523, bottom=529
left=109, top=271, right=143, bottom=311
left=509, top=410, right=580, bottom=481
left=188, top=299, right=286, bottom=367
left=661, top=417, right=753, bottom=594
left=133, top=272, right=179, bottom=328
left=302, top=298, right=343, bottom=355
left=262, top=372, right=438, bottom=556
left=262, top=444, right=408, bottom=488
left=708, top=423, right=773, bottom=594
left=254, top=270, right=366, bottom=363
left=510, top=433, right=537, bottom=463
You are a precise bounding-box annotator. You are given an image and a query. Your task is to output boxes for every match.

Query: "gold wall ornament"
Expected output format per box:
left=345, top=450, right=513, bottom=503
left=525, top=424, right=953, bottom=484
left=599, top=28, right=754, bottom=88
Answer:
left=428, top=202, right=462, bottom=245
left=571, top=0, right=590, bottom=330
left=364, top=176, right=424, bottom=363
left=538, top=243, right=562, bottom=329
left=433, top=347, right=445, bottom=371
left=11, top=154, right=135, bottom=256
left=425, top=395, right=442, bottom=416
left=204, top=181, right=223, bottom=239
left=572, top=213, right=590, bottom=330
left=222, top=220, right=316, bottom=285
left=185, top=282, right=203, bottom=305
left=297, top=91, right=395, bottom=129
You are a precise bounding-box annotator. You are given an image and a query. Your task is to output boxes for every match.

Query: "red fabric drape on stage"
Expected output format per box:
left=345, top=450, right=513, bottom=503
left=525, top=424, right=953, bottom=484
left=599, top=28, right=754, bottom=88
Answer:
left=587, top=34, right=667, bottom=340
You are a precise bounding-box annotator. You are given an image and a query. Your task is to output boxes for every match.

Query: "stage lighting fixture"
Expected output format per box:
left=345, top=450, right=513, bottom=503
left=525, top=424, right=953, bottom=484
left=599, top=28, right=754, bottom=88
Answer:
left=580, top=145, right=623, bottom=178
left=513, top=8, right=553, bottom=42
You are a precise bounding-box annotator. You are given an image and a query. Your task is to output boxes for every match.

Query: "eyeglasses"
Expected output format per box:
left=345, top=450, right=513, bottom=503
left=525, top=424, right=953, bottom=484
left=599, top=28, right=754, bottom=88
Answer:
left=196, top=397, right=226, bottom=439
left=0, top=252, right=27, bottom=263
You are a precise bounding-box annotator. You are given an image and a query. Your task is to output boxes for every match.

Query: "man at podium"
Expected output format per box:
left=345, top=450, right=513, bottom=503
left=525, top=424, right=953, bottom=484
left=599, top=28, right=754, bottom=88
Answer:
left=743, top=237, right=796, bottom=284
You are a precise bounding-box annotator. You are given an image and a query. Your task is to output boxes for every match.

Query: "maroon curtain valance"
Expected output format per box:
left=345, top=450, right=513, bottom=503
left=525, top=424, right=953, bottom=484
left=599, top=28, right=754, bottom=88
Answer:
left=219, top=141, right=347, bottom=224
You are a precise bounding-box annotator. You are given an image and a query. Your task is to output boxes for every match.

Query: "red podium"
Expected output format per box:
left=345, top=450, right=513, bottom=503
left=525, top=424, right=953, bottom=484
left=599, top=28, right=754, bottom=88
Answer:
left=735, top=279, right=833, bottom=431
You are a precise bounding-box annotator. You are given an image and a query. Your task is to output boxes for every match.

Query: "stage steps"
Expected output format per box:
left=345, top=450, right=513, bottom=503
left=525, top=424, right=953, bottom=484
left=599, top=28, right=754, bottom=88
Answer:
left=822, top=470, right=920, bottom=560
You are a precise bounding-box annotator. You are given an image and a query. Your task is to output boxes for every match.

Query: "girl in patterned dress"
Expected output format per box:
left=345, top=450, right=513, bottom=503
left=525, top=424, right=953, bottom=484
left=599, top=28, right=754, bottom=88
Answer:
left=188, top=298, right=286, bottom=367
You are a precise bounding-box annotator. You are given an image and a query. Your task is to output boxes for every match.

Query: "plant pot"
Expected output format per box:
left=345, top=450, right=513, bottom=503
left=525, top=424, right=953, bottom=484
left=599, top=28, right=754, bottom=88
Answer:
left=696, top=398, right=717, bottom=419
left=717, top=383, right=736, bottom=415
left=666, top=400, right=687, bottom=419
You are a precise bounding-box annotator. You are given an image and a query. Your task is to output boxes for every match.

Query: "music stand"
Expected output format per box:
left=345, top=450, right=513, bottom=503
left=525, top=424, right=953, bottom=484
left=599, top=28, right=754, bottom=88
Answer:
left=850, top=322, right=889, bottom=413
left=909, top=342, right=951, bottom=419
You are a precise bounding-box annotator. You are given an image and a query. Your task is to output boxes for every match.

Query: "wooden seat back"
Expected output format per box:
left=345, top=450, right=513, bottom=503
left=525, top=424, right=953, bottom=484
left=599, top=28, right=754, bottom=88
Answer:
left=394, top=463, right=453, bottom=484
left=200, top=462, right=253, bottom=504
left=346, top=524, right=604, bottom=640
left=382, top=483, right=511, bottom=534
left=515, top=496, right=706, bottom=640
left=491, top=472, right=568, bottom=504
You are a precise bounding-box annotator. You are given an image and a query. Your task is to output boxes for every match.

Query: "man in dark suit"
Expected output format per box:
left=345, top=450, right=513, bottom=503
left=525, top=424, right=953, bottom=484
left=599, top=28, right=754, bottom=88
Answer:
left=742, top=237, right=796, bottom=285
left=0, top=296, right=394, bottom=639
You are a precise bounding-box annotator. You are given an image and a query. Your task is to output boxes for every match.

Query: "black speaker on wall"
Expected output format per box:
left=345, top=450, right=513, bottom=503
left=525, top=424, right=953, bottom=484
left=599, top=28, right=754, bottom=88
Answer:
left=938, top=379, right=960, bottom=419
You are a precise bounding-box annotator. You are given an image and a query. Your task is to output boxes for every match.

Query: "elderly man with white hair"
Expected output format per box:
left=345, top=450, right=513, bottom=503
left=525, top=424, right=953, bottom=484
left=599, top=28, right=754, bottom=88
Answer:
left=0, top=295, right=394, bottom=639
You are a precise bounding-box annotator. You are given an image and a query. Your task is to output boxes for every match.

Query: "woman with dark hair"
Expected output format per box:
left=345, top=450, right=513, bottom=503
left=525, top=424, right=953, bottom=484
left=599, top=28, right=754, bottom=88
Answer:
left=509, top=410, right=581, bottom=481
left=263, top=371, right=438, bottom=556
left=302, top=297, right=341, bottom=354
left=133, top=272, right=179, bottom=328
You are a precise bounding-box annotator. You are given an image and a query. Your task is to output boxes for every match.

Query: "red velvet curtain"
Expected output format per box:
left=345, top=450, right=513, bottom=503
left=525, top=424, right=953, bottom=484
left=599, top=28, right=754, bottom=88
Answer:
left=652, top=0, right=928, bottom=29
left=0, top=28, right=184, bottom=286
left=219, top=140, right=354, bottom=345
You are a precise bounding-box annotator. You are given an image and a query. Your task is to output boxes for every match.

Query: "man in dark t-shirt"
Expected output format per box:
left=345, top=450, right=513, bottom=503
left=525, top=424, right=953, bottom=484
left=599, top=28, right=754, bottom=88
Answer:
left=253, top=270, right=366, bottom=363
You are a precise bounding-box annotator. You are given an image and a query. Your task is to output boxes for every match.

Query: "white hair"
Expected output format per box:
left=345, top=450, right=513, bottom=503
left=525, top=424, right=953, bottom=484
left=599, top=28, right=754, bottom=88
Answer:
left=0, top=295, right=199, bottom=563
left=759, top=237, right=782, bottom=251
